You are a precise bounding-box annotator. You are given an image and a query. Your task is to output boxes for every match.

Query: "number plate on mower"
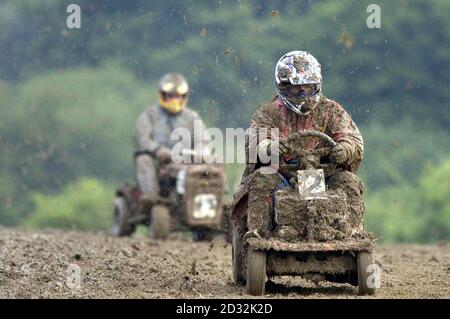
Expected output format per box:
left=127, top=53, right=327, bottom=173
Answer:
left=297, top=169, right=326, bottom=200
left=193, top=194, right=217, bottom=219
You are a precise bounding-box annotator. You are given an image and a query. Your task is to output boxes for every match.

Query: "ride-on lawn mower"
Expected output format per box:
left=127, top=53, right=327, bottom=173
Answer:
left=112, top=150, right=226, bottom=241
left=231, top=130, right=379, bottom=296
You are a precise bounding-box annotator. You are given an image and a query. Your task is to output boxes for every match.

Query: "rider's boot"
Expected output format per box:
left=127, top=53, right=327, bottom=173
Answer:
left=275, top=225, right=299, bottom=241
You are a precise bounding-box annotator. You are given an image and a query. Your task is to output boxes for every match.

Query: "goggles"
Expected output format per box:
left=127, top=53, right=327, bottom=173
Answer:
left=277, top=83, right=319, bottom=99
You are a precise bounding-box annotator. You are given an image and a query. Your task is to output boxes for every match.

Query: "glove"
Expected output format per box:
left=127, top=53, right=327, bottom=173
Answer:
left=277, top=139, right=291, bottom=156
left=155, top=147, right=172, bottom=163
left=258, top=139, right=290, bottom=157
left=330, top=143, right=349, bottom=165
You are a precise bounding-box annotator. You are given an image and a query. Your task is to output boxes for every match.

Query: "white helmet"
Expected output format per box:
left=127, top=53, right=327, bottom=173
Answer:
left=275, top=50, right=322, bottom=115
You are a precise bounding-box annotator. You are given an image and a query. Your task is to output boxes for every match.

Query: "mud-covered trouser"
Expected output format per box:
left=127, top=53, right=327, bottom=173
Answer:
left=246, top=169, right=284, bottom=237
left=135, top=154, right=160, bottom=197
left=246, top=168, right=365, bottom=235
left=326, top=170, right=365, bottom=231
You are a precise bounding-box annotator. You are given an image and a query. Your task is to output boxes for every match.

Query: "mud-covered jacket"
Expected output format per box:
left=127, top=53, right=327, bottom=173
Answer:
left=232, top=96, right=364, bottom=215
left=133, top=105, right=209, bottom=156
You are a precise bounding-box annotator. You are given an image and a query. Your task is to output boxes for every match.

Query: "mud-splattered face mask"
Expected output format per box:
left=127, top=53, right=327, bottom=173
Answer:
left=278, top=83, right=319, bottom=100
left=276, top=83, right=321, bottom=115
left=275, top=51, right=322, bottom=115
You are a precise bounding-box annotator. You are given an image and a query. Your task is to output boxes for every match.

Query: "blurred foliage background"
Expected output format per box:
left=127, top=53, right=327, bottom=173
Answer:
left=0, top=0, right=448, bottom=242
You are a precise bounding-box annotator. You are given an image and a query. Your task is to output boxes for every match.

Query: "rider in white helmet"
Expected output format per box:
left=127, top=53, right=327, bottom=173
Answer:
left=232, top=50, right=365, bottom=241
left=275, top=50, right=323, bottom=115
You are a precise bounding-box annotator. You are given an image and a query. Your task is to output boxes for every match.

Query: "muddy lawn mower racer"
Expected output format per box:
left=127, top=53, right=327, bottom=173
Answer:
left=231, top=131, right=378, bottom=296
left=113, top=150, right=226, bottom=241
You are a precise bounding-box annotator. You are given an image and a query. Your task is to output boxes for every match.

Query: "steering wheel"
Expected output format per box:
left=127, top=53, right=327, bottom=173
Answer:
left=278, top=130, right=337, bottom=180
left=286, top=130, right=337, bottom=149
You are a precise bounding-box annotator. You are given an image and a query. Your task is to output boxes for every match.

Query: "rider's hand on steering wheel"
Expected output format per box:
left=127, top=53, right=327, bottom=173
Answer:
left=278, top=140, right=291, bottom=156
left=259, top=139, right=290, bottom=157
left=330, top=143, right=349, bottom=165
left=269, top=139, right=290, bottom=157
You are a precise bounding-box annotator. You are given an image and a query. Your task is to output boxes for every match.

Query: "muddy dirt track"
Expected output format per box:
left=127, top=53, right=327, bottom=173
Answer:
left=0, top=228, right=449, bottom=298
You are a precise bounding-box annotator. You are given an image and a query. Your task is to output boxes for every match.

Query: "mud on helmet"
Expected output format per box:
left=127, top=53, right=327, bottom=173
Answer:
left=275, top=51, right=322, bottom=115
left=158, top=73, right=189, bottom=114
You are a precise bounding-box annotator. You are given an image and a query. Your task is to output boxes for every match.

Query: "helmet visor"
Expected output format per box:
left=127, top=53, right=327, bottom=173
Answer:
left=161, top=92, right=188, bottom=100
left=277, top=83, right=319, bottom=100
left=159, top=92, right=188, bottom=113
